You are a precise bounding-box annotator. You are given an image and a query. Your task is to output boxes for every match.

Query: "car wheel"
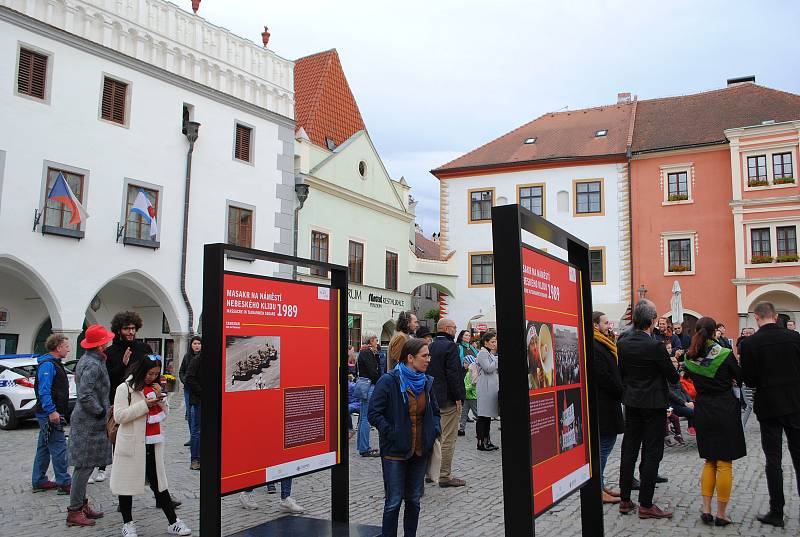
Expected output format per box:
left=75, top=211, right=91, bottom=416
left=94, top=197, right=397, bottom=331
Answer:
left=0, top=399, right=18, bottom=430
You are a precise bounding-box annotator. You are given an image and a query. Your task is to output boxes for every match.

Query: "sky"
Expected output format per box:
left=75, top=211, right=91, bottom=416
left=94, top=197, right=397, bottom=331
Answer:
left=196, top=0, right=800, bottom=234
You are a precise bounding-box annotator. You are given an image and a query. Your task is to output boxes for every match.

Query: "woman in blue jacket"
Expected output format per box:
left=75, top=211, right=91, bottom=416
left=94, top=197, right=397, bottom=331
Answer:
left=368, top=338, right=441, bottom=537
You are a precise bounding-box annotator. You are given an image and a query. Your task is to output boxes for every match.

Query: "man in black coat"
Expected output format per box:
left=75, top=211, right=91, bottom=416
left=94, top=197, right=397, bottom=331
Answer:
left=105, top=311, right=153, bottom=405
left=741, top=301, right=800, bottom=528
left=427, top=318, right=466, bottom=487
left=617, top=300, right=679, bottom=519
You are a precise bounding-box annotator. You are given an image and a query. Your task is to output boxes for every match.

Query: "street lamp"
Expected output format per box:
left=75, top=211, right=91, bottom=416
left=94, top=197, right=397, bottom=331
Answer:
left=637, top=284, right=648, bottom=300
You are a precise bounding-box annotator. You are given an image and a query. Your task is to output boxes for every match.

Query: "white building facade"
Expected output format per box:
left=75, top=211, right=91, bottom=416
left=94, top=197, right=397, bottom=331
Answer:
left=0, top=0, right=295, bottom=368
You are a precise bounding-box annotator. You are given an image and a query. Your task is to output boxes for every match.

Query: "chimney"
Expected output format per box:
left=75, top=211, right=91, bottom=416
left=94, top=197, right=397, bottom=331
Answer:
left=617, top=92, right=631, bottom=104
left=432, top=233, right=439, bottom=244
left=261, top=26, right=271, bottom=48
left=191, top=0, right=200, bottom=13
left=727, top=75, right=755, bottom=87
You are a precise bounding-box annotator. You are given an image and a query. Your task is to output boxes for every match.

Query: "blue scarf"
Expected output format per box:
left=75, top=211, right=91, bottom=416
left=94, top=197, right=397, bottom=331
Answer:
left=396, top=362, right=427, bottom=401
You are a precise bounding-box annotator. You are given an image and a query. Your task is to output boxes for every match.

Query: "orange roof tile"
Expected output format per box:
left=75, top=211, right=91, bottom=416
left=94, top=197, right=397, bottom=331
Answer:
left=294, top=49, right=366, bottom=148
left=433, top=103, right=635, bottom=175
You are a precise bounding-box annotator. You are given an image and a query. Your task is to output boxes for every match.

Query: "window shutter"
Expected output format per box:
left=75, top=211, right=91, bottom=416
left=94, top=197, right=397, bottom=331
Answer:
left=235, top=124, right=252, bottom=161
left=102, top=77, right=127, bottom=124
left=18, top=48, right=47, bottom=99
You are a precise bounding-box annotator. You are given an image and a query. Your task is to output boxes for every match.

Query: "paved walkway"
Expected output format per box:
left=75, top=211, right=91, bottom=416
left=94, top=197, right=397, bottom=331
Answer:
left=1, top=395, right=797, bottom=536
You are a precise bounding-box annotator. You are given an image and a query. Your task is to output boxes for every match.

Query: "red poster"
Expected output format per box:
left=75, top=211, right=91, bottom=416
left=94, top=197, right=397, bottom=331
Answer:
left=220, top=273, right=340, bottom=494
left=522, top=246, right=591, bottom=515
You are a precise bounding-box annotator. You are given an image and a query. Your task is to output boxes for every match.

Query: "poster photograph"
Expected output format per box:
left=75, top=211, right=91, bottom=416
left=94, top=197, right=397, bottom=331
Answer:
left=554, top=325, right=580, bottom=386
left=557, top=388, right=584, bottom=454
left=526, top=321, right=554, bottom=390
left=225, top=335, right=281, bottom=392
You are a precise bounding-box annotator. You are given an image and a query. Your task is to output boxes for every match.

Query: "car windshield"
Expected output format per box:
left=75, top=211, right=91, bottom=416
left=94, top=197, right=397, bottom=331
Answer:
left=10, top=365, right=37, bottom=378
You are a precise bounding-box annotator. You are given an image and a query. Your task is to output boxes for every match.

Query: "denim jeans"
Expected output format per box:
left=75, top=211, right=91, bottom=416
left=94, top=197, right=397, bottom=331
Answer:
left=266, top=478, right=293, bottom=500
left=357, top=395, right=373, bottom=454
left=598, top=435, right=617, bottom=489
left=32, top=415, right=71, bottom=487
left=381, top=455, right=427, bottom=537
left=188, top=403, right=201, bottom=460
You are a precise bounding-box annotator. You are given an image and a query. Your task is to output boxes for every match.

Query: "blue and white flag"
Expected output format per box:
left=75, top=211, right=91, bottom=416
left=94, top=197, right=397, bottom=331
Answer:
left=130, top=189, right=158, bottom=238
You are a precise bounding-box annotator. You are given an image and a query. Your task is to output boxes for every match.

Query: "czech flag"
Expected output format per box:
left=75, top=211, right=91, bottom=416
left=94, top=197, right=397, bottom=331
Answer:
left=47, top=172, right=89, bottom=225
left=131, top=189, right=158, bottom=238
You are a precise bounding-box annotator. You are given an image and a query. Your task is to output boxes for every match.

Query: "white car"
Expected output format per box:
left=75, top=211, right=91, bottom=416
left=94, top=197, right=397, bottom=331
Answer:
left=0, top=356, right=77, bottom=430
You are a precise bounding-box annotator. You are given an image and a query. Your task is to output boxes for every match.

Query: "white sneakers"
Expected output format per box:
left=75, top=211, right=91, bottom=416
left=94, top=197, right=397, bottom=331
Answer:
left=280, top=496, right=305, bottom=514
left=121, top=522, right=138, bottom=537
left=94, top=469, right=107, bottom=482
left=239, top=491, right=258, bottom=509
left=167, top=518, right=192, bottom=535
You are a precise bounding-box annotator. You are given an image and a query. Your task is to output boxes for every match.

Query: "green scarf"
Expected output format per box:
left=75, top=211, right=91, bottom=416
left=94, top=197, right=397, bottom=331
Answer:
left=684, top=340, right=730, bottom=378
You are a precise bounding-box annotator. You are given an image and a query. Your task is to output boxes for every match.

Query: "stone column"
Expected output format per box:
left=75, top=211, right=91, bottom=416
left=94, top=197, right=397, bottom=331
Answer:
left=60, top=329, right=83, bottom=362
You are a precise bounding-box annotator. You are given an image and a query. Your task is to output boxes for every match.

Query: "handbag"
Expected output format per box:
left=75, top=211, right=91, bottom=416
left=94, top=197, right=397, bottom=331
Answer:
left=353, top=376, right=372, bottom=401
left=106, top=388, right=132, bottom=444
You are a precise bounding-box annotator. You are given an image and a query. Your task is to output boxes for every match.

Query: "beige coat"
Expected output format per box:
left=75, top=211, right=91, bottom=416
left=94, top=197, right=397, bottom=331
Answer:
left=109, top=380, right=170, bottom=496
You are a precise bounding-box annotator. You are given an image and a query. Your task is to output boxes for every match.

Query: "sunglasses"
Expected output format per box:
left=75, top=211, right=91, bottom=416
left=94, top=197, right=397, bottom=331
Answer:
left=147, top=355, right=162, bottom=362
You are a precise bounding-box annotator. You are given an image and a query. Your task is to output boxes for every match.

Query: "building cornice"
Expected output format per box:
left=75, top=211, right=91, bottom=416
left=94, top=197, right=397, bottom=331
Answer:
left=302, top=174, right=414, bottom=223
left=0, top=3, right=294, bottom=127
left=631, top=141, right=728, bottom=159
left=732, top=275, right=800, bottom=286
left=431, top=154, right=626, bottom=180
left=729, top=195, right=800, bottom=208
left=724, top=120, right=800, bottom=140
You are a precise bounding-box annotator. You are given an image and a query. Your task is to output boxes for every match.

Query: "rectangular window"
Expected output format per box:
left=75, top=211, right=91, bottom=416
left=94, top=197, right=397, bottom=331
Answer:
left=667, top=239, right=692, bottom=272
left=44, top=167, right=84, bottom=230
left=348, top=314, right=362, bottom=349
left=310, top=231, right=329, bottom=277
left=17, top=48, right=48, bottom=100
left=750, top=228, right=771, bottom=259
left=773, top=152, right=794, bottom=180
left=574, top=180, right=603, bottom=214
left=777, top=226, right=797, bottom=257
left=234, top=123, right=252, bottom=162
left=667, top=172, right=689, bottom=199
left=589, top=248, right=605, bottom=283
left=124, top=185, right=159, bottom=241
left=470, top=253, right=494, bottom=286
left=385, top=251, right=398, bottom=291
left=519, top=184, right=545, bottom=216
left=101, top=76, right=128, bottom=125
left=469, top=189, right=493, bottom=222
left=227, top=206, right=253, bottom=248
left=747, top=155, right=767, bottom=185
left=348, top=241, right=364, bottom=284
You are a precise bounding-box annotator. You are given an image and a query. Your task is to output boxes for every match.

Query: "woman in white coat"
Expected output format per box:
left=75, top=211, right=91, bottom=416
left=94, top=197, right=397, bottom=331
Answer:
left=110, top=356, right=191, bottom=537
left=475, top=331, right=499, bottom=451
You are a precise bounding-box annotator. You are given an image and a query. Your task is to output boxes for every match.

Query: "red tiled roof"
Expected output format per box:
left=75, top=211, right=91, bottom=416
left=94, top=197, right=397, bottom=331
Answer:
left=294, top=49, right=366, bottom=148
left=632, top=83, right=800, bottom=152
left=433, top=103, right=634, bottom=175
left=414, top=233, right=441, bottom=260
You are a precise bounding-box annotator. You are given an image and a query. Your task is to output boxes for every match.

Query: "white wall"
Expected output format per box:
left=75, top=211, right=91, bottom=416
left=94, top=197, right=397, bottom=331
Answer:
left=442, top=163, right=624, bottom=328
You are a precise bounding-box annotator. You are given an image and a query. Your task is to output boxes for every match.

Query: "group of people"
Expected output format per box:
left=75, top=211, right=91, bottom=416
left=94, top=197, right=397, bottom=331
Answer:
left=32, top=311, right=191, bottom=535
left=594, top=300, right=800, bottom=529
left=352, top=310, right=500, bottom=537
left=230, top=344, right=277, bottom=381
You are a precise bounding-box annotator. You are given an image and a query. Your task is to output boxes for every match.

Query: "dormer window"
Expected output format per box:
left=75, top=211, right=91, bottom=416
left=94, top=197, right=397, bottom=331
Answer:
left=524, top=137, right=537, bottom=144
left=595, top=129, right=608, bottom=137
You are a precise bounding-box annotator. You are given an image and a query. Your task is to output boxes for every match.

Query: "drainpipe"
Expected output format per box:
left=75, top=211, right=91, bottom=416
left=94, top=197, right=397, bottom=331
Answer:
left=181, top=121, right=201, bottom=334
left=626, top=146, right=635, bottom=314
left=292, top=181, right=310, bottom=279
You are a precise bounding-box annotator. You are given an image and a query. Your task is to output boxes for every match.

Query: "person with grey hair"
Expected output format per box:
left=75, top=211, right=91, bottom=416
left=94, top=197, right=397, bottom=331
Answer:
left=741, top=301, right=800, bottom=528
left=617, top=300, right=679, bottom=519
left=356, top=332, right=381, bottom=457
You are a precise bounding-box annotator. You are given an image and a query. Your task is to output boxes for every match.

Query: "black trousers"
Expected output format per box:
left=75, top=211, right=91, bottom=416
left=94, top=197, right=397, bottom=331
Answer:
left=119, top=444, right=176, bottom=524
left=475, top=416, right=491, bottom=441
left=619, top=406, right=665, bottom=507
left=759, top=411, right=800, bottom=513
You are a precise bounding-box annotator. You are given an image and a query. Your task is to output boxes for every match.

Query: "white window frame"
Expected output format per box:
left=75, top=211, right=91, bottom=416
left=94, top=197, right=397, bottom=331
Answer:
left=15, top=42, right=54, bottom=105
left=744, top=219, right=800, bottom=268
left=39, top=160, right=91, bottom=234
left=660, top=162, right=694, bottom=205
left=741, top=145, right=798, bottom=191
left=661, top=231, right=697, bottom=276
left=97, top=72, right=133, bottom=129
left=225, top=200, right=256, bottom=249
left=120, top=178, right=163, bottom=246
left=232, top=120, right=256, bottom=165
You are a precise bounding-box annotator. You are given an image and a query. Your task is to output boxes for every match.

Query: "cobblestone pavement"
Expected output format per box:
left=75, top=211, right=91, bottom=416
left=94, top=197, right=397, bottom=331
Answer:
left=2, top=396, right=798, bottom=536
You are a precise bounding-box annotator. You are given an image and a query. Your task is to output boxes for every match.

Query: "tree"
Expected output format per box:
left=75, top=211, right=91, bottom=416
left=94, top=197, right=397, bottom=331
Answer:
left=425, top=308, right=440, bottom=325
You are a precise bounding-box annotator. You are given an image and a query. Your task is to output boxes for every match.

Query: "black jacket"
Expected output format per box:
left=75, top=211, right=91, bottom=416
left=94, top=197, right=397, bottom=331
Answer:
left=428, top=332, right=465, bottom=407
left=357, top=348, right=381, bottom=384
left=591, top=339, right=624, bottom=436
left=179, top=351, right=197, bottom=385
left=668, top=379, right=692, bottom=407
left=741, top=323, right=800, bottom=420
left=618, top=330, right=679, bottom=409
left=105, top=337, right=153, bottom=404
left=184, top=353, right=202, bottom=406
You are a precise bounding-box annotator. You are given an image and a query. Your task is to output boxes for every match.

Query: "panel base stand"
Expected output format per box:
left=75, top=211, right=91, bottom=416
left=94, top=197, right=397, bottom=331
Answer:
left=227, top=516, right=382, bottom=537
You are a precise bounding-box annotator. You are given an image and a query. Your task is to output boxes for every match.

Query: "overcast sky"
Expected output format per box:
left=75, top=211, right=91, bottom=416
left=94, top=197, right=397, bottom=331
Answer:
left=197, top=0, right=800, bottom=233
